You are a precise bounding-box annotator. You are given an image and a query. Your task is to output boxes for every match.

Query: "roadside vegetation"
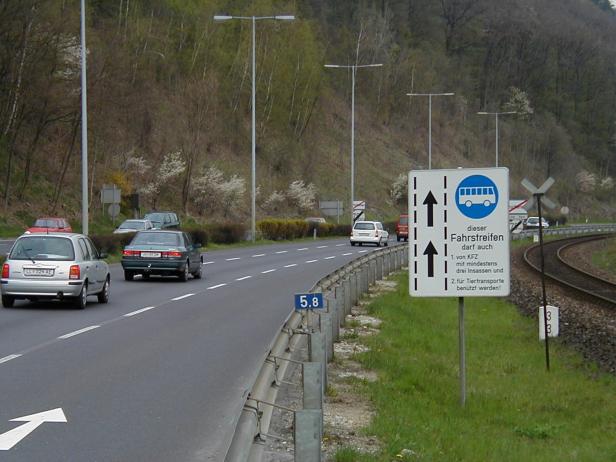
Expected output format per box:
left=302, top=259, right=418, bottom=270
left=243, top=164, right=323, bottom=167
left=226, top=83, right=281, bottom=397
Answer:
left=591, top=238, right=616, bottom=275
left=335, top=273, right=616, bottom=461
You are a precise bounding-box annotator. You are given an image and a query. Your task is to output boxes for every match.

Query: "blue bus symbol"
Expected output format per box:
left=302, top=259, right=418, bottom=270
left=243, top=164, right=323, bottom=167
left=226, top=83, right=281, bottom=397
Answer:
left=455, top=175, right=498, bottom=219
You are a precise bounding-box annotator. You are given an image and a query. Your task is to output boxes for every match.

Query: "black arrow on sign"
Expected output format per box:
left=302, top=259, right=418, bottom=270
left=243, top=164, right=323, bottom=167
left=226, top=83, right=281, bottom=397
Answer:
left=423, top=241, right=438, bottom=277
left=423, top=191, right=438, bottom=227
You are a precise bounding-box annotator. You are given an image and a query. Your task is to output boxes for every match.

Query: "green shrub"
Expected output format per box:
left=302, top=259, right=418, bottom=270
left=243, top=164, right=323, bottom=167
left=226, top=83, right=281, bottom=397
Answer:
left=90, top=233, right=136, bottom=254
left=0, top=255, right=5, bottom=265
left=204, top=223, right=245, bottom=244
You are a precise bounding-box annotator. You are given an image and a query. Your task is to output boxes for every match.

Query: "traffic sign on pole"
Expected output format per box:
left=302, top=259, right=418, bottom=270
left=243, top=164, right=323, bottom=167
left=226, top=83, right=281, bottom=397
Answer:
left=409, top=168, right=510, bottom=297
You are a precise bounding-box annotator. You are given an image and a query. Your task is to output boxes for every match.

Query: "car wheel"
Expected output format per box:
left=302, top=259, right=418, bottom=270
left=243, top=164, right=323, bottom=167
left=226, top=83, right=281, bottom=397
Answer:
left=375, top=241, right=380, bottom=247
left=75, top=283, right=88, bottom=310
left=97, top=278, right=110, bottom=304
left=405, top=237, right=408, bottom=242
left=179, top=262, right=189, bottom=282
left=1, top=295, right=15, bottom=308
left=124, top=271, right=134, bottom=281
left=193, top=264, right=202, bottom=279
left=141, top=273, right=150, bottom=280
left=384, top=241, right=389, bottom=247
left=350, top=242, right=356, bottom=246
left=359, top=242, right=363, bottom=247
left=397, top=236, right=401, bottom=242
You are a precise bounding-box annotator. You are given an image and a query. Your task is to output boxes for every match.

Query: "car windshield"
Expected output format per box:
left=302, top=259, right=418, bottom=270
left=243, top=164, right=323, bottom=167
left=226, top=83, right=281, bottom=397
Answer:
left=10, top=236, right=75, bottom=261
left=399, top=216, right=408, bottom=225
left=131, top=232, right=181, bottom=246
left=33, top=219, right=60, bottom=228
left=119, top=221, right=145, bottom=230
left=354, top=222, right=375, bottom=230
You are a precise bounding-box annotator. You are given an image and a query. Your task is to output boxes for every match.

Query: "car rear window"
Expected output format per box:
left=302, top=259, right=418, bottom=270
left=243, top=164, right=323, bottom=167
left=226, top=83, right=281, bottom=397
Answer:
left=120, top=221, right=145, bottom=229
left=399, top=216, right=408, bottom=225
left=354, top=222, right=375, bottom=230
left=10, top=236, right=75, bottom=261
left=34, top=219, right=60, bottom=228
left=131, top=232, right=181, bottom=246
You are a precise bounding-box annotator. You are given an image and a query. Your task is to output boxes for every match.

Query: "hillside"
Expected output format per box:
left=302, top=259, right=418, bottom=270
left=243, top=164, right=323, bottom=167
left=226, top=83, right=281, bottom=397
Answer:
left=1, top=0, right=616, bottom=228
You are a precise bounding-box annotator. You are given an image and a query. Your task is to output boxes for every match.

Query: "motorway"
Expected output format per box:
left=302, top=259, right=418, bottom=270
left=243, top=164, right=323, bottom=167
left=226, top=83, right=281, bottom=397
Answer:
left=0, top=238, right=393, bottom=461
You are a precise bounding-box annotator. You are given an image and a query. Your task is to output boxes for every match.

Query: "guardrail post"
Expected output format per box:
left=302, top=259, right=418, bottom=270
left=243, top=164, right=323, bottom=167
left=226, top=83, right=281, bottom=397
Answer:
left=343, top=278, right=351, bottom=317
left=377, top=256, right=383, bottom=280
left=363, top=266, right=369, bottom=293
left=326, top=295, right=339, bottom=342
left=394, top=249, right=400, bottom=270
left=321, top=312, right=334, bottom=362
left=309, top=332, right=327, bottom=391
left=303, top=362, right=323, bottom=411
left=334, top=285, right=344, bottom=331
left=295, top=409, right=322, bottom=462
left=350, top=273, right=357, bottom=306
left=355, top=271, right=361, bottom=303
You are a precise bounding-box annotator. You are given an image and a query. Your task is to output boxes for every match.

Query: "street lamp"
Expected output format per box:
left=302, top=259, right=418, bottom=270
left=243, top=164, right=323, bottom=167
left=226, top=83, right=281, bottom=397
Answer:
left=324, top=63, right=382, bottom=224
left=406, top=92, right=454, bottom=170
left=214, top=14, right=295, bottom=242
left=80, top=0, right=88, bottom=235
left=477, top=111, right=517, bottom=167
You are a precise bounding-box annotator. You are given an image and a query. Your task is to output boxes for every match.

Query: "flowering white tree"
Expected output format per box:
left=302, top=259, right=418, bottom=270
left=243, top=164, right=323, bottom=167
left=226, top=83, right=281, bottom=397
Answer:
left=140, top=151, right=186, bottom=207
left=287, top=180, right=317, bottom=214
left=262, top=190, right=286, bottom=214
left=575, top=170, right=596, bottom=193
left=390, top=173, right=408, bottom=205
left=600, top=177, right=614, bottom=190
left=504, top=87, right=534, bottom=119
left=192, top=167, right=246, bottom=218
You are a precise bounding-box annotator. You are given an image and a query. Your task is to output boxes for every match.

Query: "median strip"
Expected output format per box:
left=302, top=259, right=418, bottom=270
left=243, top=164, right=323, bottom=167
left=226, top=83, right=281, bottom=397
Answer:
left=171, top=293, right=194, bottom=301
left=124, top=306, right=156, bottom=317
left=0, top=354, right=21, bottom=364
left=58, top=325, right=100, bottom=340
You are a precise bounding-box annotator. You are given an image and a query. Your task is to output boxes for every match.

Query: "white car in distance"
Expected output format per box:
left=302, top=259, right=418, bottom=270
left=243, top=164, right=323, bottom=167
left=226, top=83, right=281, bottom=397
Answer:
left=113, top=219, right=154, bottom=234
left=350, top=221, right=389, bottom=247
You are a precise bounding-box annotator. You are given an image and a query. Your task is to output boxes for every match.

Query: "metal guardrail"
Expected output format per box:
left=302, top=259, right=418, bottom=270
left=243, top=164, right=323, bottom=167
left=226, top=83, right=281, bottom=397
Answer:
left=224, top=244, right=408, bottom=461
left=511, top=223, right=616, bottom=240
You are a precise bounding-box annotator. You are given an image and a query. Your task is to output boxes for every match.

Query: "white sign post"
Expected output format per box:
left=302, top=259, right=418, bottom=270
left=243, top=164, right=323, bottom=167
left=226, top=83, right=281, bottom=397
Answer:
left=409, top=167, right=510, bottom=406
left=539, top=305, right=559, bottom=340
left=352, top=200, right=366, bottom=222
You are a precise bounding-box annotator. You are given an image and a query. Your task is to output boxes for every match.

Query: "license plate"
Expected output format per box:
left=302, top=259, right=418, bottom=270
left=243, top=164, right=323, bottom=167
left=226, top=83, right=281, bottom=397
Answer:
left=140, top=252, right=161, bottom=258
left=24, top=268, right=54, bottom=277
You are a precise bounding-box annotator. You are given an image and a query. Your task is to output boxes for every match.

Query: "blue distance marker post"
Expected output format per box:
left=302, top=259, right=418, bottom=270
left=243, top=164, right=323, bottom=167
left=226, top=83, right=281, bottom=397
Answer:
left=295, top=293, right=324, bottom=330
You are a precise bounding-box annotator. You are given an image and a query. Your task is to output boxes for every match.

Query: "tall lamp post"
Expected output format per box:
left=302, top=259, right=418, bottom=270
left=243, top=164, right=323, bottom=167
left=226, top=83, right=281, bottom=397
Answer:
left=214, top=14, right=295, bottom=242
left=324, top=63, right=382, bottom=224
left=406, top=92, right=454, bottom=170
left=80, top=0, right=88, bottom=235
left=477, top=111, right=516, bottom=167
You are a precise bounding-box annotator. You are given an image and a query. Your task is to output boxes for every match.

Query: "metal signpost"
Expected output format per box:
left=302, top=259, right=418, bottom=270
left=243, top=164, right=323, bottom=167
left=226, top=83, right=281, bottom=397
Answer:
left=319, top=200, right=344, bottom=223
left=352, top=200, right=366, bottom=223
left=409, top=167, right=510, bottom=406
left=101, top=184, right=121, bottom=225
left=521, top=177, right=556, bottom=371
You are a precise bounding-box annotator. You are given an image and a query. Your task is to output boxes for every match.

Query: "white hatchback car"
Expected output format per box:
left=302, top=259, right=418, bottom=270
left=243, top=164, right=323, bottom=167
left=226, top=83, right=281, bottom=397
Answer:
left=350, top=221, right=389, bottom=247
left=1, top=233, right=110, bottom=309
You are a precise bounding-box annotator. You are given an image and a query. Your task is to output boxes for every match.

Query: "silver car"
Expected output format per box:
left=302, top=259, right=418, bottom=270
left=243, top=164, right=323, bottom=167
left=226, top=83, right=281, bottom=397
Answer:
left=1, top=233, right=110, bottom=309
left=350, top=221, right=389, bottom=247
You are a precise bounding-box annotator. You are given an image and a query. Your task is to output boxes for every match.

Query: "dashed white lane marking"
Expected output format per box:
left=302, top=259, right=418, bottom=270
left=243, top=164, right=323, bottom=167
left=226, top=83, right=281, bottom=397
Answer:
left=342, top=253, right=353, bottom=256
left=284, top=264, right=297, bottom=268
left=171, top=293, right=194, bottom=301
left=236, top=276, right=252, bottom=281
left=324, top=256, right=335, bottom=260
left=203, top=261, right=215, bottom=265
left=207, top=283, right=227, bottom=290
left=358, top=250, right=368, bottom=253
left=317, top=245, right=328, bottom=249
left=261, top=269, right=276, bottom=274
left=275, top=250, right=288, bottom=254
left=226, top=257, right=241, bottom=261
left=58, top=325, right=100, bottom=340
left=297, top=248, right=309, bottom=251
left=252, top=254, right=266, bottom=257
left=0, top=354, right=21, bottom=364
left=124, top=306, right=156, bottom=317
left=305, top=259, right=318, bottom=263
left=336, top=244, right=346, bottom=247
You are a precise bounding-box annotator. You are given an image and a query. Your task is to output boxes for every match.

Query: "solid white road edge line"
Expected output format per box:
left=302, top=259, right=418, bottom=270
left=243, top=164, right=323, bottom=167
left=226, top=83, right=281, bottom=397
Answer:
left=58, top=325, right=100, bottom=340
left=171, top=293, right=194, bottom=301
left=284, top=264, right=297, bottom=268
left=124, top=306, right=156, bottom=317
left=236, top=276, right=252, bottom=281
left=261, top=269, right=276, bottom=274
left=0, top=354, right=22, bottom=364
left=207, top=283, right=227, bottom=290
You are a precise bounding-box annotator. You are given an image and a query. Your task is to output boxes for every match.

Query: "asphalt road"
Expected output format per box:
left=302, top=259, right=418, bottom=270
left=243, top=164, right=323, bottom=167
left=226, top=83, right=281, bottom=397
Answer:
left=0, top=238, right=397, bottom=461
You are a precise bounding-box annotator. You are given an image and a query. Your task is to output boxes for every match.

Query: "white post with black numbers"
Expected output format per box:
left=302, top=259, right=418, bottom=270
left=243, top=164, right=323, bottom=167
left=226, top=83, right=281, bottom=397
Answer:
left=409, top=167, right=510, bottom=406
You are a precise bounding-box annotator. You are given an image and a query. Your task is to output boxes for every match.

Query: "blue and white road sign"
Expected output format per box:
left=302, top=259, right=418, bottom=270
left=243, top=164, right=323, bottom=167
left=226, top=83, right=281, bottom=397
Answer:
left=295, top=293, right=324, bottom=310
left=455, top=175, right=499, bottom=219
left=409, top=167, right=510, bottom=297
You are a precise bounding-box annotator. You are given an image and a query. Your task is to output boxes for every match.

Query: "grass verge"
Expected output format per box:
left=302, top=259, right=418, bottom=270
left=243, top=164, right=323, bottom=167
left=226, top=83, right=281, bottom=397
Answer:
left=337, top=272, right=616, bottom=461
left=591, top=238, right=616, bottom=275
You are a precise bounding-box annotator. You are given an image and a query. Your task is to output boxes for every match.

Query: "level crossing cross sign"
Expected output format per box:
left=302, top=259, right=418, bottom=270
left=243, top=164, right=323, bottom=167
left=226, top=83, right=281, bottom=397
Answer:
left=409, top=168, right=510, bottom=297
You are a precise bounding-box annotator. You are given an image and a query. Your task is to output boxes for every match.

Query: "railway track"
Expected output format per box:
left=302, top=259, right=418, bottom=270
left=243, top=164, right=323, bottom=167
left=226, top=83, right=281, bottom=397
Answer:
left=524, top=234, right=616, bottom=305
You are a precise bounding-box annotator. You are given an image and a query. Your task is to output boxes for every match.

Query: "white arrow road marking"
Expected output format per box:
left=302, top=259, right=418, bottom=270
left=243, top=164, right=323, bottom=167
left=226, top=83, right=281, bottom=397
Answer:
left=171, top=293, right=194, bottom=301
left=124, top=306, right=156, bottom=317
left=58, top=325, right=99, bottom=340
left=0, top=408, right=67, bottom=450
left=0, top=354, right=21, bottom=365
